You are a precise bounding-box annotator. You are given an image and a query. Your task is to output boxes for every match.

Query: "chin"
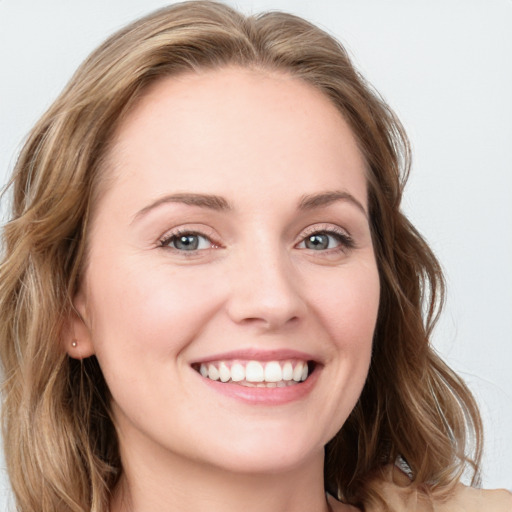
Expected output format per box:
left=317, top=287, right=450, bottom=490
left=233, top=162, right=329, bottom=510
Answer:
left=195, top=425, right=327, bottom=475
left=212, top=449, right=320, bottom=476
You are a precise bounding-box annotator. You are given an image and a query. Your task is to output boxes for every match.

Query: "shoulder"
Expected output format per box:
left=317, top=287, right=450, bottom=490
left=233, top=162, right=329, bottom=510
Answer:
left=443, top=485, right=512, bottom=512
left=364, top=465, right=512, bottom=512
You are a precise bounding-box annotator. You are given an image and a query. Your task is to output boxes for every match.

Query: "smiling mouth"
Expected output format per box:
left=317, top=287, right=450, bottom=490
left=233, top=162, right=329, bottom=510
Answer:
left=192, top=359, right=316, bottom=388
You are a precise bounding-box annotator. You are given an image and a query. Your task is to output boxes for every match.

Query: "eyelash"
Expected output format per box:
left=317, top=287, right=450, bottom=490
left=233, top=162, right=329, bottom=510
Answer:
left=158, top=225, right=354, bottom=254
left=159, top=228, right=220, bottom=253
left=297, top=225, right=355, bottom=253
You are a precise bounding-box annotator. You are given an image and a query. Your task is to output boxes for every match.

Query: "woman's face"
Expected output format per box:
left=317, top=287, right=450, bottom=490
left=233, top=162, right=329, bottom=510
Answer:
left=72, top=68, right=380, bottom=475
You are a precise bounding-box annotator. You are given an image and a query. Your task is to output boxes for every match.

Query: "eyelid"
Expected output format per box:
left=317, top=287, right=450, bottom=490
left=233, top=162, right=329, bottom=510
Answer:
left=158, top=225, right=222, bottom=251
left=296, top=223, right=355, bottom=250
left=298, top=223, right=351, bottom=240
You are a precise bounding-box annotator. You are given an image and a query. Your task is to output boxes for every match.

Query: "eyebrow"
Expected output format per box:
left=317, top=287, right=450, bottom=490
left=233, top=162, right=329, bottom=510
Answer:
left=132, top=193, right=232, bottom=223
left=133, top=189, right=367, bottom=223
left=298, top=191, right=368, bottom=217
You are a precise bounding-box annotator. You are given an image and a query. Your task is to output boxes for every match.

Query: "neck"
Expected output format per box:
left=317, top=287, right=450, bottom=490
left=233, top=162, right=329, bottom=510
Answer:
left=111, top=445, right=333, bottom=512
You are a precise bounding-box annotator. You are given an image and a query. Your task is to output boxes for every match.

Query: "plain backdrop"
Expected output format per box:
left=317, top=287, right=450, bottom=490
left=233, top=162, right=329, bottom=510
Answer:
left=1, top=0, right=511, bottom=508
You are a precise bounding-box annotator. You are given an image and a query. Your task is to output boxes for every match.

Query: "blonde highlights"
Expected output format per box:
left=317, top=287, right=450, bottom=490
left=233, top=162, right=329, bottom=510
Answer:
left=0, top=2, right=482, bottom=511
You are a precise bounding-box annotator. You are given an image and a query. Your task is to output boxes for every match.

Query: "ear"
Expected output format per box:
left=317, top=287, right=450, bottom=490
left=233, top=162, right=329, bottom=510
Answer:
left=63, top=288, right=96, bottom=360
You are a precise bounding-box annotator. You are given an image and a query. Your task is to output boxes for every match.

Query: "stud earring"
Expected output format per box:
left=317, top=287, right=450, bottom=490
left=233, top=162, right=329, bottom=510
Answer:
left=71, top=340, right=78, bottom=348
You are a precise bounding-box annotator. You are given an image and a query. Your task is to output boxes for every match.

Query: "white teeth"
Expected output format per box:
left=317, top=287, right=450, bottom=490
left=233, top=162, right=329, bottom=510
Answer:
left=239, top=380, right=300, bottom=388
left=292, top=362, right=304, bottom=382
left=245, top=361, right=264, bottom=382
left=282, top=362, right=293, bottom=381
left=264, top=361, right=282, bottom=382
left=197, top=359, right=313, bottom=385
left=208, top=364, right=220, bottom=381
left=219, top=362, right=230, bottom=383
left=230, top=363, right=245, bottom=382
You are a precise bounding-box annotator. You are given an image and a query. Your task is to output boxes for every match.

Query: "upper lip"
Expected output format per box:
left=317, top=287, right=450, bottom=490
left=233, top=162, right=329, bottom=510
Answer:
left=191, top=348, right=321, bottom=365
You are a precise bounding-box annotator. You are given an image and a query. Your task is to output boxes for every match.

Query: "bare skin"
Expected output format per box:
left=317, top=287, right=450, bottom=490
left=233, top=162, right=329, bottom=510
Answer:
left=69, top=67, right=378, bottom=512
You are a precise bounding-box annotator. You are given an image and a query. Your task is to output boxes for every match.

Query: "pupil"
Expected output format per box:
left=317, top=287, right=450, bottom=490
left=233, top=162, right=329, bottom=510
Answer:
left=176, top=235, right=198, bottom=250
left=306, top=234, right=328, bottom=250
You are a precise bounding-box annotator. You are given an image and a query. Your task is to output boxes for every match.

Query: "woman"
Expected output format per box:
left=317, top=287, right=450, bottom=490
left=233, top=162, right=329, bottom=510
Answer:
left=0, top=2, right=510, bottom=511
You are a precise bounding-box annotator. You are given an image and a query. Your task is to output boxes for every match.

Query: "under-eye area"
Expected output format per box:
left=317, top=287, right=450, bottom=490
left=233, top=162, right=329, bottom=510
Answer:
left=192, top=359, right=317, bottom=387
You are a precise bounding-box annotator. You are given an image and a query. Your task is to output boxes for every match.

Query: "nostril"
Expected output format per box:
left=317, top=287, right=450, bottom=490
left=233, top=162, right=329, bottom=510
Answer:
left=225, top=270, right=307, bottom=330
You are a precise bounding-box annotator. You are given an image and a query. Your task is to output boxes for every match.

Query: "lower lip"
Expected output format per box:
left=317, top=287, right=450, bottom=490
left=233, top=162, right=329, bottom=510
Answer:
left=196, top=366, right=321, bottom=405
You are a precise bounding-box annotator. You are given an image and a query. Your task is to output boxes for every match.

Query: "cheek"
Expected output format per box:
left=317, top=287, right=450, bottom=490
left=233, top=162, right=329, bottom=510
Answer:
left=81, top=262, right=221, bottom=418
left=309, top=260, right=380, bottom=349
left=315, top=261, right=379, bottom=431
left=84, top=259, right=226, bottom=359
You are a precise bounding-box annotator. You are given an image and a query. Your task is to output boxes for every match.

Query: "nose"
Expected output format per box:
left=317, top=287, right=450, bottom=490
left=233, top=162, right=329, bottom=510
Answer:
left=226, top=244, right=306, bottom=331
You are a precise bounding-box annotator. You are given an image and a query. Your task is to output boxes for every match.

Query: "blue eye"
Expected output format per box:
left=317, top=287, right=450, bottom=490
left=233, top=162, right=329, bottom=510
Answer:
left=303, top=233, right=337, bottom=250
left=163, top=232, right=212, bottom=251
left=297, top=230, right=352, bottom=251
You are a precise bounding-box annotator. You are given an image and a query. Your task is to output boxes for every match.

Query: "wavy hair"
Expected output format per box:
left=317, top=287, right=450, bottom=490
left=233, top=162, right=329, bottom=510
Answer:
left=0, top=2, right=482, bottom=511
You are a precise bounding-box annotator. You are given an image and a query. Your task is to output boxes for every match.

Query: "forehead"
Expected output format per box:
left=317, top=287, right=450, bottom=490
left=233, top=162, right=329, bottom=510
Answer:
left=102, top=67, right=368, bottom=210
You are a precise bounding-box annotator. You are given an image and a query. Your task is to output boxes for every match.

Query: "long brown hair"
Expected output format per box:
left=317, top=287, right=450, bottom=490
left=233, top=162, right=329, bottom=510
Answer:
left=0, top=2, right=482, bottom=511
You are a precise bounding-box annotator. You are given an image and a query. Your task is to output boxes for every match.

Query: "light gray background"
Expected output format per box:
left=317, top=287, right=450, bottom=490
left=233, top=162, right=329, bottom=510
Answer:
left=1, top=0, right=511, bottom=508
